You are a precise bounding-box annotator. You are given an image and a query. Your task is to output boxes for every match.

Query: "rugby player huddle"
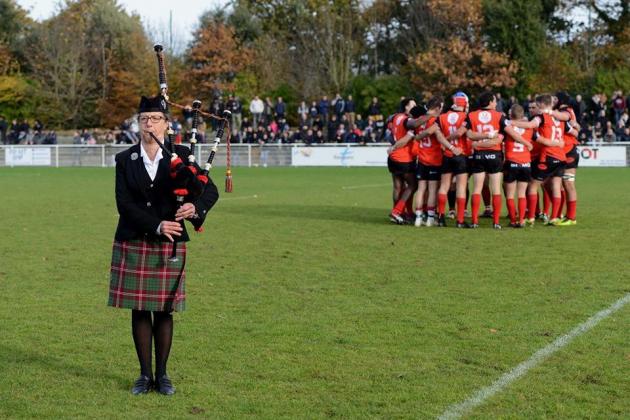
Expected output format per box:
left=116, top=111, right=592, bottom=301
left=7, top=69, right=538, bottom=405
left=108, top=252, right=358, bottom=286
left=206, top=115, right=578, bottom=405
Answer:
left=387, top=91, right=579, bottom=228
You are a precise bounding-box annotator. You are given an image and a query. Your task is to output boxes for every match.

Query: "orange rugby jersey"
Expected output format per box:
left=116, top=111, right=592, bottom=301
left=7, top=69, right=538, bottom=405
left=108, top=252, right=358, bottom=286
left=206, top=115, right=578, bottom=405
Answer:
left=414, top=117, right=443, bottom=166
left=534, top=112, right=566, bottom=161
left=437, top=111, right=469, bottom=157
left=562, top=107, right=578, bottom=153
left=466, top=109, right=506, bottom=152
left=505, top=125, right=536, bottom=164
left=389, top=113, right=415, bottom=163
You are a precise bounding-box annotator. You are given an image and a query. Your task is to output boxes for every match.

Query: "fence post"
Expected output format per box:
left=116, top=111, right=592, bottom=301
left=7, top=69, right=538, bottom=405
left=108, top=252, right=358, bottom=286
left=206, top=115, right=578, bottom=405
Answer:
left=248, top=144, right=251, bottom=167
left=101, top=145, right=105, bottom=167
left=55, top=145, right=59, bottom=168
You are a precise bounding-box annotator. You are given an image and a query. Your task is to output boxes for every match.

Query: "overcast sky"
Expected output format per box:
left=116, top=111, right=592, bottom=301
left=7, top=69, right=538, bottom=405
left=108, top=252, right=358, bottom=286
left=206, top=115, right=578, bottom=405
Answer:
left=16, top=0, right=229, bottom=48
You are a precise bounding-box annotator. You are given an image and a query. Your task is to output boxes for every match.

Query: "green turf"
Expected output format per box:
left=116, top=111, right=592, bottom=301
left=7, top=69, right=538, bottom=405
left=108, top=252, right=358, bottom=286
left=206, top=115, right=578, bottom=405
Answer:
left=1, top=166, right=628, bottom=419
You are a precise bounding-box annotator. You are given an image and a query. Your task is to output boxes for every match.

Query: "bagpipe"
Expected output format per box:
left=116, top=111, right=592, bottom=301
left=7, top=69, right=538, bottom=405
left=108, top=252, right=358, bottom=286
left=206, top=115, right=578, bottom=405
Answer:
left=151, top=44, right=233, bottom=261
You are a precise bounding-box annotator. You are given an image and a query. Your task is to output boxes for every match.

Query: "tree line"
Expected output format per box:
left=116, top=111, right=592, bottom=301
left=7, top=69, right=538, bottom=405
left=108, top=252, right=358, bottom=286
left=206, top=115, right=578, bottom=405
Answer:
left=0, top=0, right=628, bottom=128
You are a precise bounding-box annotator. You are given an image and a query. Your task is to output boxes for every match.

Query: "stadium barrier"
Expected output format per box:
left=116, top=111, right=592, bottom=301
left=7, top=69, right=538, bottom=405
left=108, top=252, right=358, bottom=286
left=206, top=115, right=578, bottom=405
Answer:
left=0, top=143, right=628, bottom=167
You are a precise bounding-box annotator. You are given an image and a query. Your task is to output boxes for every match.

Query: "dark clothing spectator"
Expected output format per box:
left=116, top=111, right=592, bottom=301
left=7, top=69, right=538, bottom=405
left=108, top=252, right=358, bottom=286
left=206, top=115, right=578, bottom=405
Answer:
left=227, top=97, right=243, bottom=133
left=618, top=127, right=630, bottom=142
left=571, top=95, right=587, bottom=124
left=327, top=116, right=339, bottom=142
left=311, top=116, right=323, bottom=131
left=309, top=102, right=319, bottom=125
left=318, top=97, right=330, bottom=125
left=209, top=98, right=225, bottom=130
left=313, top=130, right=325, bottom=144
left=578, top=126, right=592, bottom=144
left=263, top=97, right=274, bottom=123
left=0, top=117, right=7, bottom=144
left=42, top=131, right=57, bottom=144
left=368, top=99, right=381, bottom=116
left=612, top=93, right=626, bottom=124
left=298, top=102, right=309, bottom=126
left=355, top=114, right=367, bottom=130
left=33, top=120, right=44, bottom=134
left=275, top=99, right=286, bottom=120
left=303, top=130, right=314, bottom=145
left=333, top=94, right=345, bottom=118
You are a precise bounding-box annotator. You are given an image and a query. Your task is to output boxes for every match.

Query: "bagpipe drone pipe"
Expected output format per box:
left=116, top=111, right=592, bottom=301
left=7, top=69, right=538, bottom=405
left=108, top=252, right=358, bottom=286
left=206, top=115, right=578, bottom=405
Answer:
left=152, top=44, right=232, bottom=261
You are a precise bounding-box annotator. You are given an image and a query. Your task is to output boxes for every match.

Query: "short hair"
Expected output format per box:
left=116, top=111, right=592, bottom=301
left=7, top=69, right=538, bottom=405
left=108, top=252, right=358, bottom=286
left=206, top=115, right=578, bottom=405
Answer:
left=478, top=91, right=495, bottom=108
left=510, top=104, right=525, bottom=120
left=426, top=95, right=444, bottom=111
left=555, top=91, right=571, bottom=107
left=400, top=97, right=414, bottom=111
left=535, top=94, right=553, bottom=107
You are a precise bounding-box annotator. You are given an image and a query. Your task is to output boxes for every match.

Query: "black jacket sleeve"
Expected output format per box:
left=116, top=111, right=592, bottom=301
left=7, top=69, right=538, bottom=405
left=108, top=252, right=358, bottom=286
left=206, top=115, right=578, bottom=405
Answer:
left=191, top=177, right=219, bottom=231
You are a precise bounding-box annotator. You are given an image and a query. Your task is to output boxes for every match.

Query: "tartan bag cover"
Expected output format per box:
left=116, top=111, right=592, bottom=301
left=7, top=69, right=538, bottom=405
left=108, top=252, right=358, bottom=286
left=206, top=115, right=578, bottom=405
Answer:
left=108, top=240, right=186, bottom=312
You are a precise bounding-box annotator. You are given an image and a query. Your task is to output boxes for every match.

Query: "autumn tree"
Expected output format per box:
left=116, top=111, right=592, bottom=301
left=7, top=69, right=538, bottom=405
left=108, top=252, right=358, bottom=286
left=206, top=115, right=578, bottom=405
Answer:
left=406, top=0, right=517, bottom=97
left=27, top=0, right=154, bottom=128
left=185, top=14, right=253, bottom=101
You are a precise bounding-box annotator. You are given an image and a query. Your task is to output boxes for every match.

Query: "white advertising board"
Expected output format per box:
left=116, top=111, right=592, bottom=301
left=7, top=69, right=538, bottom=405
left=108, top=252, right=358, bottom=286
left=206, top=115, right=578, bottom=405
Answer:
left=576, top=146, right=626, bottom=167
left=292, top=146, right=387, bottom=167
left=6, top=147, right=52, bottom=166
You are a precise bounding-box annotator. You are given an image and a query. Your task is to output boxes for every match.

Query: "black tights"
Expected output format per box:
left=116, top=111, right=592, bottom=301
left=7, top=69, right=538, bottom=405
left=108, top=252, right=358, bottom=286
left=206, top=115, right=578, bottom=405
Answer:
left=131, top=310, right=173, bottom=378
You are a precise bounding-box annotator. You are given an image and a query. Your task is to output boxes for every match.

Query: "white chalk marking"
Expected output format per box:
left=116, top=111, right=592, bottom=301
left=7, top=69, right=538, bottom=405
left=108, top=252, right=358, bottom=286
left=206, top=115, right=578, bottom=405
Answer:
left=221, top=194, right=259, bottom=201
left=439, top=292, right=630, bottom=420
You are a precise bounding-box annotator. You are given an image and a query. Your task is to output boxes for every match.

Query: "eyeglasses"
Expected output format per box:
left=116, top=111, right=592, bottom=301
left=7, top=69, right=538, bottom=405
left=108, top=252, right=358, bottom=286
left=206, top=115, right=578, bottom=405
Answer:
left=139, top=115, right=166, bottom=124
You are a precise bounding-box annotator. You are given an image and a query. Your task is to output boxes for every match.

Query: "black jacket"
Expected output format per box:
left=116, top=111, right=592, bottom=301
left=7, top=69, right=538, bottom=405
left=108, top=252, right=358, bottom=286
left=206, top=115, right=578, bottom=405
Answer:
left=114, top=143, right=219, bottom=242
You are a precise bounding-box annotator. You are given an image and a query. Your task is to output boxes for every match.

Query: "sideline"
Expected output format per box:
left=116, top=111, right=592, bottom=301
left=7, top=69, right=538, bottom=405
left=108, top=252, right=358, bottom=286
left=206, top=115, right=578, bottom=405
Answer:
left=438, top=292, right=630, bottom=419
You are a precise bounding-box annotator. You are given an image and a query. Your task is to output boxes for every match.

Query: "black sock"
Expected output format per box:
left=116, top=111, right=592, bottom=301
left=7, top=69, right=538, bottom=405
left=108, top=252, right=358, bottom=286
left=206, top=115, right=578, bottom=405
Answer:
left=153, top=311, right=173, bottom=378
left=447, top=189, right=456, bottom=210
left=131, top=310, right=153, bottom=378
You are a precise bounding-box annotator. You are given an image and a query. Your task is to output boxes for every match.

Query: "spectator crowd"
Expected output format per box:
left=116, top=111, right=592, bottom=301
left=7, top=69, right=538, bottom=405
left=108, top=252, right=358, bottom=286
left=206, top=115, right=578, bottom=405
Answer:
left=2, top=90, right=629, bottom=146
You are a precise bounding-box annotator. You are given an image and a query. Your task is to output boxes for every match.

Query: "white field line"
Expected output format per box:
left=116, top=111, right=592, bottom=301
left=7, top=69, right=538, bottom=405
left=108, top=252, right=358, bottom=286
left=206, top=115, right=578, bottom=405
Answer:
left=438, top=292, right=630, bottom=420
left=341, top=183, right=390, bottom=190
left=220, top=194, right=259, bottom=201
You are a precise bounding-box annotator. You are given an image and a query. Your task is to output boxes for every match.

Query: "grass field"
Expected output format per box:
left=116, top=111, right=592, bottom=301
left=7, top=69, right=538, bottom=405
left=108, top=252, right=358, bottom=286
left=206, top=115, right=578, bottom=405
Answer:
left=1, top=166, right=629, bottom=419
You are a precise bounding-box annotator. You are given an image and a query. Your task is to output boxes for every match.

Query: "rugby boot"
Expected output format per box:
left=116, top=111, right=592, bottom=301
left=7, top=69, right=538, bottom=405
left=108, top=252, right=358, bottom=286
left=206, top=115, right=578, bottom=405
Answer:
left=437, top=215, right=446, bottom=227
left=557, top=218, right=577, bottom=226
left=546, top=218, right=561, bottom=226
left=131, top=375, right=153, bottom=395
left=389, top=212, right=404, bottom=225
left=493, top=223, right=502, bottom=230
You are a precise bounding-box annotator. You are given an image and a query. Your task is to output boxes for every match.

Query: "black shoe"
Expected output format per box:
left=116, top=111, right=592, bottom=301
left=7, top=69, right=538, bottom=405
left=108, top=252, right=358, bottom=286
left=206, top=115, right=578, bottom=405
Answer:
left=508, top=222, right=522, bottom=228
left=468, top=223, right=479, bottom=229
left=131, top=375, right=153, bottom=395
left=437, top=215, right=446, bottom=227
left=155, top=374, right=176, bottom=395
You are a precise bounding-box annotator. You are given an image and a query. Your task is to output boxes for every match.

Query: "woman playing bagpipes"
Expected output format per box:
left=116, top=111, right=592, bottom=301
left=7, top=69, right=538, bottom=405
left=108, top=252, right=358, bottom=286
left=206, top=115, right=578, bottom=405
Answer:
left=107, top=95, right=219, bottom=395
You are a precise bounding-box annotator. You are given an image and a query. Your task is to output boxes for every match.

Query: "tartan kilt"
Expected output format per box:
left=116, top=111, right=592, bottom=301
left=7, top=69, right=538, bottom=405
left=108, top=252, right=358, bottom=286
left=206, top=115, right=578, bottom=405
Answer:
left=108, top=240, right=186, bottom=312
